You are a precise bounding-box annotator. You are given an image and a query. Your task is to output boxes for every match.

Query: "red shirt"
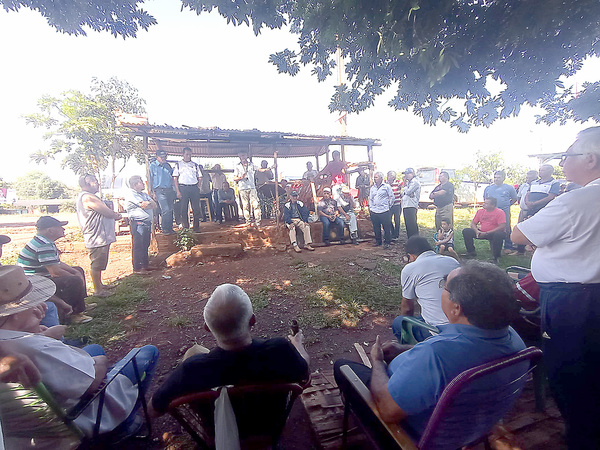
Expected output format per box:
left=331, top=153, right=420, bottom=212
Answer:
left=390, top=180, right=402, bottom=205
left=473, top=208, right=506, bottom=233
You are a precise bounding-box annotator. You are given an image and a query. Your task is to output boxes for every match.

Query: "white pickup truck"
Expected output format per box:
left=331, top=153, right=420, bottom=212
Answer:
left=416, top=167, right=488, bottom=207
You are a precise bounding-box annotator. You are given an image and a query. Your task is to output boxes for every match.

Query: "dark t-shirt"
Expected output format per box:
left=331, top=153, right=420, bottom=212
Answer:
left=151, top=338, right=309, bottom=414
left=432, top=182, right=455, bottom=207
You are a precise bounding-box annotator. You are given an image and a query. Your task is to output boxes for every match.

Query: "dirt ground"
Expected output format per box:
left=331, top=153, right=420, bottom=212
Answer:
left=0, top=214, right=405, bottom=449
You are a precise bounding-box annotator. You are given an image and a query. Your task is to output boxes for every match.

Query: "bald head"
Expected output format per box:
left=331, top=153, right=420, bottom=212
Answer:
left=204, top=284, right=254, bottom=346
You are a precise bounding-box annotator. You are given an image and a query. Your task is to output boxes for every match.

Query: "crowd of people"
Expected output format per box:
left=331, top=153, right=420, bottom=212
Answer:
left=0, top=126, right=598, bottom=448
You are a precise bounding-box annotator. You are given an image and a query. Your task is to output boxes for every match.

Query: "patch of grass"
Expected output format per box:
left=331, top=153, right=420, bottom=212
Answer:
left=249, top=284, right=274, bottom=311
left=377, top=260, right=403, bottom=278
left=298, top=265, right=401, bottom=329
left=166, top=315, right=193, bottom=328
left=64, top=274, right=154, bottom=347
left=417, top=206, right=532, bottom=270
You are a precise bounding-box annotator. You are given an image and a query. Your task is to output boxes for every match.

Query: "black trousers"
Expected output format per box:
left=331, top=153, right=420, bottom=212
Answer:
left=370, top=210, right=392, bottom=245
left=51, top=266, right=87, bottom=314
left=403, top=207, right=419, bottom=238
left=390, top=204, right=401, bottom=239
left=462, top=228, right=504, bottom=259
left=541, top=282, right=600, bottom=449
left=179, top=184, right=201, bottom=230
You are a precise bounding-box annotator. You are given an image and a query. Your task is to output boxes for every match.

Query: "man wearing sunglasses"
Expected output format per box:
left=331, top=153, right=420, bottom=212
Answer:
left=512, top=126, right=600, bottom=450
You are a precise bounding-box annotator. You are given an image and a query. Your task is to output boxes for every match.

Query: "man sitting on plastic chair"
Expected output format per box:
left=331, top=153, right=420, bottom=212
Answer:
left=392, top=236, right=459, bottom=344
left=148, top=283, right=310, bottom=417
left=0, top=265, right=159, bottom=442
left=334, top=261, right=527, bottom=441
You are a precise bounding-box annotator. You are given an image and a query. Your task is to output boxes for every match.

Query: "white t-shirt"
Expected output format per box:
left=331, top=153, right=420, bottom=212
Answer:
left=0, top=330, right=137, bottom=436
left=400, top=251, right=460, bottom=325
left=518, top=182, right=531, bottom=210
left=173, top=160, right=200, bottom=186
left=234, top=162, right=257, bottom=190
left=517, top=178, right=600, bottom=283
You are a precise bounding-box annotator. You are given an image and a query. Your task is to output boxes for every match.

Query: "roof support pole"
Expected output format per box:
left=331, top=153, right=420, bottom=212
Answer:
left=274, top=150, right=280, bottom=228
left=315, top=153, right=320, bottom=172
left=367, top=144, right=374, bottom=182
left=143, top=135, right=157, bottom=248
left=341, top=144, right=346, bottom=162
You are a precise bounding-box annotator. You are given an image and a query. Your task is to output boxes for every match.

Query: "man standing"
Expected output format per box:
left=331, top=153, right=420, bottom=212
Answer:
left=149, top=283, right=309, bottom=416
left=256, top=160, right=275, bottom=219
left=387, top=171, right=402, bottom=241
left=429, top=170, right=454, bottom=230
left=334, top=262, right=525, bottom=441
left=283, top=190, right=315, bottom=253
left=524, top=164, right=561, bottom=217
left=172, top=147, right=202, bottom=232
left=401, top=168, right=421, bottom=238
left=198, top=164, right=215, bottom=222
left=16, top=216, right=93, bottom=323
left=338, top=186, right=359, bottom=245
left=392, top=236, right=460, bottom=342
left=512, top=127, right=600, bottom=449
left=515, top=169, right=539, bottom=255
left=483, top=170, right=517, bottom=251
left=210, top=164, right=228, bottom=222
left=369, top=172, right=394, bottom=249
left=355, top=167, right=371, bottom=209
left=76, top=174, right=122, bottom=297
left=124, top=175, right=157, bottom=274
left=234, top=152, right=261, bottom=227
left=462, top=197, right=506, bottom=263
left=318, top=150, right=347, bottom=186
left=302, top=161, right=318, bottom=182
left=317, top=187, right=345, bottom=245
left=149, top=150, right=175, bottom=235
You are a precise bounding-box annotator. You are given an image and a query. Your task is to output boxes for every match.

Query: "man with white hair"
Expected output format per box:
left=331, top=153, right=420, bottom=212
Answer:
left=369, top=172, right=395, bottom=248
left=524, top=164, right=560, bottom=217
left=512, top=126, right=600, bottom=449
left=149, top=283, right=310, bottom=416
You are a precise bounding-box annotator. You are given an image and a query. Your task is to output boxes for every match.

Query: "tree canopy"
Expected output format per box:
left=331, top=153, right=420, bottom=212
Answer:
left=0, top=0, right=156, bottom=37
left=14, top=171, right=70, bottom=199
left=182, top=0, right=600, bottom=131
left=5, top=0, right=600, bottom=130
left=25, top=77, right=146, bottom=188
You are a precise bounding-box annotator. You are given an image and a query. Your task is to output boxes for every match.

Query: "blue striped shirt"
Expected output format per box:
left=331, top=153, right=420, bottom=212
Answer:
left=16, top=235, right=59, bottom=276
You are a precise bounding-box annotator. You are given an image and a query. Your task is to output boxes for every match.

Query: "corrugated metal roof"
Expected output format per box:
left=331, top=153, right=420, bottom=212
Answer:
left=120, top=124, right=380, bottom=158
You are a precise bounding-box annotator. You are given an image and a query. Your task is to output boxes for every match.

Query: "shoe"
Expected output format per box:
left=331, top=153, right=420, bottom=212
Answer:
left=461, top=252, right=477, bottom=258
left=255, top=221, right=261, bottom=228
left=85, top=302, right=97, bottom=311
left=352, top=238, right=359, bottom=245
left=504, top=250, right=519, bottom=256
left=323, top=241, right=331, bottom=246
left=383, top=243, right=391, bottom=249
left=293, top=244, right=302, bottom=253
left=373, top=242, right=382, bottom=247
left=134, top=269, right=152, bottom=274
left=70, top=313, right=93, bottom=324
left=93, top=290, right=114, bottom=298
left=63, top=336, right=91, bottom=347
left=192, top=229, right=200, bottom=233
left=305, top=244, right=315, bottom=251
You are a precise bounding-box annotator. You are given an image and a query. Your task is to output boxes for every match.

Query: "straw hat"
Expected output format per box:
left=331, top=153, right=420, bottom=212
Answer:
left=0, top=266, right=56, bottom=317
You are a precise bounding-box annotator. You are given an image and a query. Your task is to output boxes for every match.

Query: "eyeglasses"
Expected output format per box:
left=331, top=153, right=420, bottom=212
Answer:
left=558, top=152, right=583, bottom=164
left=438, top=275, right=449, bottom=290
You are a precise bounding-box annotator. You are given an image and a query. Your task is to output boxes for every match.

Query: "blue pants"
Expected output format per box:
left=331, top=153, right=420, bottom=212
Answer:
left=370, top=209, right=393, bottom=245
left=540, top=282, right=600, bottom=449
left=130, top=220, right=151, bottom=271
left=501, top=207, right=513, bottom=249
left=154, top=187, right=175, bottom=234
left=320, top=216, right=345, bottom=243
left=41, top=301, right=60, bottom=327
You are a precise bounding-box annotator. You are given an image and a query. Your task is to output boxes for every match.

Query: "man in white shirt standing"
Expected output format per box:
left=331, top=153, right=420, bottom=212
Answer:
left=392, top=236, right=460, bottom=342
left=401, top=168, right=421, bottom=238
left=368, top=172, right=395, bottom=249
left=234, top=152, right=261, bottom=227
left=172, top=147, right=202, bottom=232
left=512, top=126, right=600, bottom=449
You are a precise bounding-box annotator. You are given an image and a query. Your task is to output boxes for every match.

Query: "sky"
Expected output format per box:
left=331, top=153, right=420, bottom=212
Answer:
left=1, top=0, right=598, bottom=188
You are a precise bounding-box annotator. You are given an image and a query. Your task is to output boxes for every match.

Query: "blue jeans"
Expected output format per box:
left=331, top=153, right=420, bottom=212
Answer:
left=41, top=301, right=60, bottom=327
left=154, top=188, right=175, bottom=233
left=320, top=216, right=345, bottom=243
left=501, top=207, right=513, bottom=249
left=130, top=220, right=151, bottom=271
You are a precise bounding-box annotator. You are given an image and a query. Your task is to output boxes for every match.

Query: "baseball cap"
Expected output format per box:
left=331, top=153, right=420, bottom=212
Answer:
left=0, top=235, right=10, bottom=245
left=290, top=190, right=299, bottom=196
left=403, top=168, right=415, bottom=175
left=323, top=187, right=332, bottom=193
left=156, top=150, right=167, bottom=157
left=341, top=186, right=351, bottom=194
left=36, top=216, right=68, bottom=229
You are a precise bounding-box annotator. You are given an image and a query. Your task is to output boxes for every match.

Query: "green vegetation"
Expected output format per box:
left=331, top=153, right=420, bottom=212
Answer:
left=250, top=284, right=275, bottom=311
left=167, top=315, right=193, bottom=328
left=297, top=265, right=400, bottom=329
left=64, top=275, right=154, bottom=347
left=174, top=228, right=197, bottom=251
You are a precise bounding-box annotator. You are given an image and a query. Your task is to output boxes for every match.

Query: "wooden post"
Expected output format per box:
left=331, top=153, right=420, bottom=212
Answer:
left=274, top=150, right=280, bottom=227
left=367, top=144, right=374, bottom=183
left=341, top=144, right=346, bottom=162
left=315, top=153, right=320, bottom=171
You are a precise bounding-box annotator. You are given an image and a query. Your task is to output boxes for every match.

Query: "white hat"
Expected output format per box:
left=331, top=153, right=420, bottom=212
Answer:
left=0, top=266, right=56, bottom=317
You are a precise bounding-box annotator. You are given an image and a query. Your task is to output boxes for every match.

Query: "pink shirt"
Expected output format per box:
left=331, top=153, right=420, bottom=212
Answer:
left=473, top=208, right=506, bottom=233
